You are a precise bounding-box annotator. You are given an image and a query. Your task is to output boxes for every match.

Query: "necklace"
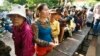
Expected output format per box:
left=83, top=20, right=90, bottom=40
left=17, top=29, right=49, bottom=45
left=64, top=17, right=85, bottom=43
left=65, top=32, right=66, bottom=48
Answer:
left=38, top=19, right=50, bottom=28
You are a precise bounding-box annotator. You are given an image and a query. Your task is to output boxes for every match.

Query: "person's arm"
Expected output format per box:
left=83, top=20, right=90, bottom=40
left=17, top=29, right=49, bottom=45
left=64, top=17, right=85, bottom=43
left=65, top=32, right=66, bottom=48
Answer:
left=31, top=23, right=51, bottom=47
left=22, top=30, right=34, bottom=56
left=22, top=28, right=55, bottom=56
left=52, top=21, right=60, bottom=36
left=93, top=6, right=96, bottom=17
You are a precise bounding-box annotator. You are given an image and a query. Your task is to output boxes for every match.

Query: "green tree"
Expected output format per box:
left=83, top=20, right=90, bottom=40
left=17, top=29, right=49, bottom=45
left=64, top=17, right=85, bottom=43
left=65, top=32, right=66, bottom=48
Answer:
left=0, top=0, right=11, bottom=11
left=7, top=0, right=27, bottom=5
left=8, top=0, right=59, bottom=8
left=96, top=0, right=100, bottom=1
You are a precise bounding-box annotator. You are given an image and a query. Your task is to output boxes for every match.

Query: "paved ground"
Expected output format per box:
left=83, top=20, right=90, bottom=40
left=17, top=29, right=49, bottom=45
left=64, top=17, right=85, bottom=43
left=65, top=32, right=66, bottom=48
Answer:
left=96, top=35, right=100, bottom=56
left=0, top=32, right=16, bottom=56
left=86, top=37, right=97, bottom=56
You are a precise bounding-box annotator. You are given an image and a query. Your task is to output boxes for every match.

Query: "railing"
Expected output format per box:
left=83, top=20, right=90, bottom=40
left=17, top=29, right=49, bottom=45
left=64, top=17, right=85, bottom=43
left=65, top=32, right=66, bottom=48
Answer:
left=46, top=26, right=91, bottom=56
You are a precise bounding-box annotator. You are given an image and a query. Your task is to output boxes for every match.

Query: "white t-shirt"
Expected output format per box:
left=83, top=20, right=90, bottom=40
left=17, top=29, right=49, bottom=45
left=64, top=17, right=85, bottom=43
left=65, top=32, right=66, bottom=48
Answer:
left=86, top=10, right=93, bottom=23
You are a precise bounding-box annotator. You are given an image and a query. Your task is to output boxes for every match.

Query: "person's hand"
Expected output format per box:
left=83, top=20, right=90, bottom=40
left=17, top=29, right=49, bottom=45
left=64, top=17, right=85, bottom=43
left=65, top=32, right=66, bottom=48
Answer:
left=77, top=23, right=80, bottom=26
left=49, top=42, right=57, bottom=47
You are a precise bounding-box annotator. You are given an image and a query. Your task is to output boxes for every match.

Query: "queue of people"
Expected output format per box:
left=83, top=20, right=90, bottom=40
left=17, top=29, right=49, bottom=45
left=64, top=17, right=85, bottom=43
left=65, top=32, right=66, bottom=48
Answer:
left=1, top=2, right=99, bottom=56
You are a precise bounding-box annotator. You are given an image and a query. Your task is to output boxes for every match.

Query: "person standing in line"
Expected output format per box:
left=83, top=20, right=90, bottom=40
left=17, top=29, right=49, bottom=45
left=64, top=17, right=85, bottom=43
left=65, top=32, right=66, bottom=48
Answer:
left=7, top=5, right=35, bottom=56
left=49, top=9, right=60, bottom=45
left=32, top=3, right=56, bottom=56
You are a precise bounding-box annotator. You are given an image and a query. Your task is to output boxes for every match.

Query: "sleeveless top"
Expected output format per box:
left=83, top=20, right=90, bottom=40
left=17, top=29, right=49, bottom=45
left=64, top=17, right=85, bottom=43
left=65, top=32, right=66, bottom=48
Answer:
left=36, top=20, right=52, bottom=42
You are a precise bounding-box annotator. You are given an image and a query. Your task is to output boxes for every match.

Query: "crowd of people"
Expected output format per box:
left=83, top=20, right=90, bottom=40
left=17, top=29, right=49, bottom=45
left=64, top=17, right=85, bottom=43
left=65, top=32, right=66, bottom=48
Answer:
left=0, top=2, right=100, bottom=56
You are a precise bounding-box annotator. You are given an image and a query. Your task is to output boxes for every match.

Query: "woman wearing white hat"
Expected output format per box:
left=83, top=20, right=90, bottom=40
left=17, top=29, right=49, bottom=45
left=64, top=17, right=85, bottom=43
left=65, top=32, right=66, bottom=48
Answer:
left=7, top=5, right=35, bottom=56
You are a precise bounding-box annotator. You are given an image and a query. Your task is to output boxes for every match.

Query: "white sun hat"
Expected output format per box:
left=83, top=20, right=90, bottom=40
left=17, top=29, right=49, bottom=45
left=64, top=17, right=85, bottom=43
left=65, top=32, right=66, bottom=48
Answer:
left=8, top=4, right=26, bottom=18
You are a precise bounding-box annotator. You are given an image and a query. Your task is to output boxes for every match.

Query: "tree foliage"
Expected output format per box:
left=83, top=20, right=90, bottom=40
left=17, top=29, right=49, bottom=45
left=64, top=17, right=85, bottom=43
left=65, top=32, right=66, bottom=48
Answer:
left=0, top=0, right=11, bottom=11
left=96, top=0, right=100, bottom=1
left=7, top=0, right=59, bottom=8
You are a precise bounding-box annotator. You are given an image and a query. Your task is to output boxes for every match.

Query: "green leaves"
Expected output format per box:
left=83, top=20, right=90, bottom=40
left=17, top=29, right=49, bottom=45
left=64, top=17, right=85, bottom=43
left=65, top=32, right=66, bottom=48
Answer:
left=26, top=0, right=59, bottom=8
left=7, top=0, right=59, bottom=8
left=0, top=0, right=11, bottom=11
left=7, top=0, right=27, bottom=5
left=96, top=0, right=100, bottom=1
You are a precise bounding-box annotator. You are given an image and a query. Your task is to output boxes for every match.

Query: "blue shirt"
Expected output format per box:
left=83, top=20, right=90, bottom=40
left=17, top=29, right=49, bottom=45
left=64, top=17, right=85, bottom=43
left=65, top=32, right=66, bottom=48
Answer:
left=36, top=20, right=52, bottom=42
